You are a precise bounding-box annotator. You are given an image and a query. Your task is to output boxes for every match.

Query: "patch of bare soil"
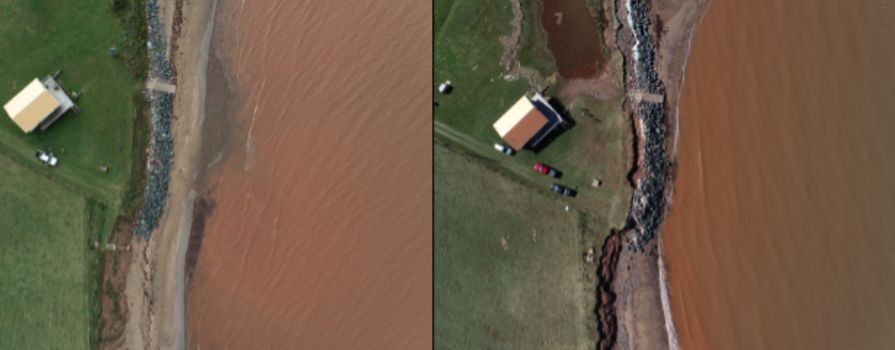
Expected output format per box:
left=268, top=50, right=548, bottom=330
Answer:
left=596, top=230, right=623, bottom=350
left=499, top=0, right=524, bottom=71
left=612, top=234, right=669, bottom=350
left=558, top=67, right=624, bottom=101
left=97, top=222, right=136, bottom=349
left=499, top=0, right=548, bottom=90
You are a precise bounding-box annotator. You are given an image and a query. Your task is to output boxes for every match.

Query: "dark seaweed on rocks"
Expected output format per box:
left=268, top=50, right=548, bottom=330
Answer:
left=133, top=0, right=176, bottom=238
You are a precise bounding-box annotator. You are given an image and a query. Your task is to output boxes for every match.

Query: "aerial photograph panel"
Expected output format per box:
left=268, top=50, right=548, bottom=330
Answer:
left=435, top=0, right=706, bottom=348
left=1, top=0, right=430, bottom=349
left=435, top=0, right=895, bottom=349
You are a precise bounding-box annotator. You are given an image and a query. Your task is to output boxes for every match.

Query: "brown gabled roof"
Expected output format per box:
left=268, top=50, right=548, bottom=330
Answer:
left=492, top=96, right=549, bottom=150
left=502, top=109, right=547, bottom=149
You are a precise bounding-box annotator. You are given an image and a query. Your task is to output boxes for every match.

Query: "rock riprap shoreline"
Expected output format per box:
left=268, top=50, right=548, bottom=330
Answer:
left=626, top=0, right=670, bottom=247
left=135, top=0, right=176, bottom=238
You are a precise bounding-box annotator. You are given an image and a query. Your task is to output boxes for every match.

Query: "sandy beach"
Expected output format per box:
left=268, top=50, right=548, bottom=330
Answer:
left=120, top=0, right=215, bottom=348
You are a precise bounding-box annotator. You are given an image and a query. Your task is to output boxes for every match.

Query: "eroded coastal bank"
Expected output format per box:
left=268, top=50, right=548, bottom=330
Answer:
left=596, top=0, right=707, bottom=349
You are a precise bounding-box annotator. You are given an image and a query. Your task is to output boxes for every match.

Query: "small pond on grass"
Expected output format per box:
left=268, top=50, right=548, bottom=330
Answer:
left=539, top=0, right=607, bottom=78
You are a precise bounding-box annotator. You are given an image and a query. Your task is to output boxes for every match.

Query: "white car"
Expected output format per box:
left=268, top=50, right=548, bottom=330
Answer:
left=493, top=143, right=515, bottom=156
left=35, top=150, right=58, bottom=167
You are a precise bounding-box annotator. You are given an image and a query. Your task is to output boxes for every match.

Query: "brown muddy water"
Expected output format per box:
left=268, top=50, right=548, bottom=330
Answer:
left=663, top=0, right=895, bottom=349
left=539, top=0, right=606, bottom=78
left=185, top=0, right=431, bottom=348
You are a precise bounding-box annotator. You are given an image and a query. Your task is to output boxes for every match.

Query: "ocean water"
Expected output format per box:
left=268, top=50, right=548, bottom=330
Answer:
left=662, top=0, right=895, bottom=348
left=185, top=0, right=431, bottom=348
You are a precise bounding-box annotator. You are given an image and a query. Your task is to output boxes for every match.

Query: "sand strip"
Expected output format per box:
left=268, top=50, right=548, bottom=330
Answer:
left=122, top=0, right=215, bottom=348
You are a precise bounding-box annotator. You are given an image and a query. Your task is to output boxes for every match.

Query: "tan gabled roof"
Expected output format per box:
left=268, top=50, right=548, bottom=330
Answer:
left=492, top=96, right=548, bottom=150
left=4, top=79, right=60, bottom=133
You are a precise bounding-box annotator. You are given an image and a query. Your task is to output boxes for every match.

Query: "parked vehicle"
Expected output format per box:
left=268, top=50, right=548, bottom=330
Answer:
left=533, top=162, right=559, bottom=178
left=438, top=80, right=453, bottom=94
left=35, top=150, right=58, bottom=167
left=493, top=143, right=515, bottom=156
left=550, top=183, right=576, bottom=197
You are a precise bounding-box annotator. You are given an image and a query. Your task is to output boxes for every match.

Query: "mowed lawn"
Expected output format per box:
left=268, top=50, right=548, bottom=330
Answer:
left=435, top=145, right=596, bottom=349
left=0, top=0, right=141, bottom=215
left=0, top=158, right=89, bottom=349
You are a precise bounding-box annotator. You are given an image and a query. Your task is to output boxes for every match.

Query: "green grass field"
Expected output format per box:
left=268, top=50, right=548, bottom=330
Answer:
left=435, top=0, right=630, bottom=348
left=0, top=1, right=145, bottom=348
left=435, top=145, right=599, bottom=349
left=0, top=157, right=90, bottom=349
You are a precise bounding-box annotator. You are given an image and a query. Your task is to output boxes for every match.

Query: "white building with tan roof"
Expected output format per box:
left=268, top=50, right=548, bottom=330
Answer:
left=492, top=93, right=566, bottom=151
left=3, top=76, right=76, bottom=133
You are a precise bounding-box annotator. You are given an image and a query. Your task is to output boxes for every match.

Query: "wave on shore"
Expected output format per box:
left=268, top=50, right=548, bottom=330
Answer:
left=658, top=240, right=680, bottom=350
left=658, top=2, right=709, bottom=348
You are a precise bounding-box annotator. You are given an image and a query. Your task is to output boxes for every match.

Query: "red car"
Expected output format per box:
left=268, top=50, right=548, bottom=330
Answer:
left=534, top=163, right=559, bottom=178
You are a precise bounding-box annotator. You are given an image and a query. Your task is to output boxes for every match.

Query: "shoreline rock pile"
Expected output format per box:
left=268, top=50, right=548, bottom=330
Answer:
left=627, top=0, right=671, bottom=248
left=134, top=0, right=176, bottom=238
left=628, top=0, right=663, bottom=94
left=147, top=0, right=173, bottom=81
